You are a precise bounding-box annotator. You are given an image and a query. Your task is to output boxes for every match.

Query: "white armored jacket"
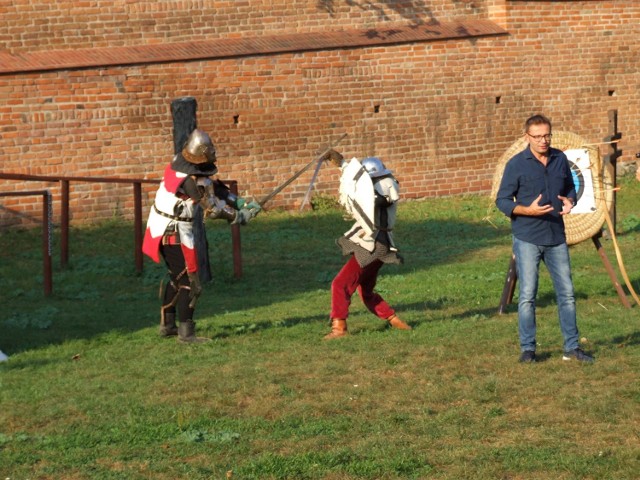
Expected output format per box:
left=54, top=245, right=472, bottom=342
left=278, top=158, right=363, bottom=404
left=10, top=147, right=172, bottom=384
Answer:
left=142, top=163, right=199, bottom=271
left=339, top=158, right=400, bottom=253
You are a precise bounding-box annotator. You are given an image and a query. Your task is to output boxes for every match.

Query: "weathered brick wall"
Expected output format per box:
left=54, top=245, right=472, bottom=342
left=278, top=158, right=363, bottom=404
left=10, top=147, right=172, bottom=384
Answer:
left=0, top=0, right=487, bottom=53
left=0, top=0, right=638, bottom=227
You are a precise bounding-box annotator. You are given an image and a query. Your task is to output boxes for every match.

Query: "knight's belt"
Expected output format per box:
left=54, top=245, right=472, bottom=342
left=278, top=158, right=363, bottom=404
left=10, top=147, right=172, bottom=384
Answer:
left=162, top=232, right=181, bottom=246
left=153, top=204, right=193, bottom=223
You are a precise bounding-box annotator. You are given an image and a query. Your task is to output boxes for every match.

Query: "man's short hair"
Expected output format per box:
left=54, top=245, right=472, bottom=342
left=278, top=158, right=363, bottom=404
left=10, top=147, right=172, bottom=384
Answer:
left=524, top=114, right=552, bottom=133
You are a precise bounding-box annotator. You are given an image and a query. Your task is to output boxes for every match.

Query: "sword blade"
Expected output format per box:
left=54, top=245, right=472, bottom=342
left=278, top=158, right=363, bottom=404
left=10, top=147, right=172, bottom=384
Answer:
left=298, top=157, right=325, bottom=211
left=258, top=133, right=348, bottom=207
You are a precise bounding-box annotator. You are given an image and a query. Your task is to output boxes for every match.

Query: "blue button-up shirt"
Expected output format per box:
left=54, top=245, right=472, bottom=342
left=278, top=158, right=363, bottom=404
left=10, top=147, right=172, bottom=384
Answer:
left=495, top=146, right=576, bottom=246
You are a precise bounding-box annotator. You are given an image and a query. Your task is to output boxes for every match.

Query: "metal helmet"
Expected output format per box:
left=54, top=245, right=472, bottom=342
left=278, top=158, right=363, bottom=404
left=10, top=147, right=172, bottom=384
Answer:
left=362, top=157, right=392, bottom=178
left=182, top=129, right=217, bottom=165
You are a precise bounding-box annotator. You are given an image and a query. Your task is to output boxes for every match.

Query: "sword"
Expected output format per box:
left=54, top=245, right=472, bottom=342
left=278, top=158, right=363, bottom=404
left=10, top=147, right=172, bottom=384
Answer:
left=258, top=133, right=348, bottom=207
left=299, top=155, right=325, bottom=211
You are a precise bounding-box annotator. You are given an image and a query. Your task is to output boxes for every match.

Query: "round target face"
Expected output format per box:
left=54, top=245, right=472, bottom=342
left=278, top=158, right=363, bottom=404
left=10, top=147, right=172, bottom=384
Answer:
left=569, top=159, right=585, bottom=203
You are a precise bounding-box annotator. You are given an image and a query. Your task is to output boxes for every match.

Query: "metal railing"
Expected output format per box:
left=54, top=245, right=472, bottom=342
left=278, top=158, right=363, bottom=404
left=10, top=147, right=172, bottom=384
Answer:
left=0, top=189, right=53, bottom=295
left=0, top=172, right=243, bottom=289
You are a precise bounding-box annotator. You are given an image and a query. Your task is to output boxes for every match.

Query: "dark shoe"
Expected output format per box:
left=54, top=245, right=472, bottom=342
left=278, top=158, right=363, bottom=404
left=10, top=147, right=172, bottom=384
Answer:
left=159, top=312, right=178, bottom=337
left=159, top=325, right=178, bottom=337
left=519, top=351, right=536, bottom=363
left=177, top=321, right=210, bottom=344
left=562, top=348, right=594, bottom=363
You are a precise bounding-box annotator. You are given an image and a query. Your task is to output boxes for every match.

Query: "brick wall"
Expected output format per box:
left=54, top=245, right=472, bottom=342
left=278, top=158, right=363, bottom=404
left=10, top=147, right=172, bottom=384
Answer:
left=0, top=0, right=487, bottom=53
left=0, top=0, right=638, bottom=227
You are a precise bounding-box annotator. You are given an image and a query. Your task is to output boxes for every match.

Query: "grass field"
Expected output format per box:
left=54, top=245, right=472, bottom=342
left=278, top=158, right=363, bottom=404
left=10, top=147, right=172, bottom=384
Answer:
left=1, top=177, right=639, bottom=479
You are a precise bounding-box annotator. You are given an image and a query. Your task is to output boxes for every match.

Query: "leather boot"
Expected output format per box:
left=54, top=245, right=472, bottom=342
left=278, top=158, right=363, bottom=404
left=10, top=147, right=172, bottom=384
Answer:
left=159, top=312, right=178, bottom=337
left=387, top=314, right=412, bottom=330
left=177, top=320, right=210, bottom=344
left=324, top=318, right=348, bottom=340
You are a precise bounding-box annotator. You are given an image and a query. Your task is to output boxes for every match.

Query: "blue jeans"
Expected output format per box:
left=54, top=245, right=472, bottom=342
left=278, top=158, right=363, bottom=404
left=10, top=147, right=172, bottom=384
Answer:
left=513, top=237, right=579, bottom=353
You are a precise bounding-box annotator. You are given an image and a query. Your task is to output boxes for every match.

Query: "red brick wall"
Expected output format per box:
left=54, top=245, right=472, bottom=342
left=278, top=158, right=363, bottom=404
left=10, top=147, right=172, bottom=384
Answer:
left=0, top=1, right=487, bottom=53
left=1, top=0, right=638, bottom=227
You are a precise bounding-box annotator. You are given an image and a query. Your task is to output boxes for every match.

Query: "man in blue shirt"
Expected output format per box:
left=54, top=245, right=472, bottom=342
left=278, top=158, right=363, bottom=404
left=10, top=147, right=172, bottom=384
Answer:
left=496, top=114, right=594, bottom=363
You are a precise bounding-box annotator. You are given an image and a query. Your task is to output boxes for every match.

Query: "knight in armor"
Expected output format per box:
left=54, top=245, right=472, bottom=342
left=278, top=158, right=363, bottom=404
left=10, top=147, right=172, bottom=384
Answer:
left=321, top=151, right=412, bottom=339
left=142, top=129, right=261, bottom=343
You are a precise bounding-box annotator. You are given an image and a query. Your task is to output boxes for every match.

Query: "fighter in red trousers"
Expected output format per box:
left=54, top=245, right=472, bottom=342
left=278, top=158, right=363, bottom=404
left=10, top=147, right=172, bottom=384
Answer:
left=322, top=151, right=412, bottom=339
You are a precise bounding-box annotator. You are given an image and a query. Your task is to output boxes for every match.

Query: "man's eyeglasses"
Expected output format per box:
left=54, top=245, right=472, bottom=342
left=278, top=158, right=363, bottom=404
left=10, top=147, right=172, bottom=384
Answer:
left=527, top=133, right=552, bottom=142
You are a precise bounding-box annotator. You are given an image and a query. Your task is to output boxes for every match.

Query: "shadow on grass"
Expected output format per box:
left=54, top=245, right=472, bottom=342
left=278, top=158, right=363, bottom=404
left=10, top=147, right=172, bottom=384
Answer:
left=0, top=207, right=511, bottom=355
left=202, top=297, right=452, bottom=340
left=605, top=330, right=640, bottom=347
left=0, top=357, right=64, bottom=372
left=530, top=352, right=553, bottom=363
left=206, top=312, right=328, bottom=339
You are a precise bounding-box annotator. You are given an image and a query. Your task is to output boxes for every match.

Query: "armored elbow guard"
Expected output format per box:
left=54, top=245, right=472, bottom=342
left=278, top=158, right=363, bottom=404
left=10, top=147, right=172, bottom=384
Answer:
left=210, top=204, right=238, bottom=222
left=202, top=196, right=237, bottom=221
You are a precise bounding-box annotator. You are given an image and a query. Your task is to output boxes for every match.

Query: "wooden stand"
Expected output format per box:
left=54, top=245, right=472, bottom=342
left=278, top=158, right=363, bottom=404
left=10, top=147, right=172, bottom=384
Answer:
left=170, top=97, right=212, bottom=282
left=603, top=109, right=621, bottom=233
left=497, top=231, right=632, bottom=313
left=497, top=254, right=517, bottom=314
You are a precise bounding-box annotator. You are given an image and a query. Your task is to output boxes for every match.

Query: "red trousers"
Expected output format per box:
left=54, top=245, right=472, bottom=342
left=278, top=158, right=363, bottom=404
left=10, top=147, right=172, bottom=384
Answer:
left=330, top=255, right=395, bottom=320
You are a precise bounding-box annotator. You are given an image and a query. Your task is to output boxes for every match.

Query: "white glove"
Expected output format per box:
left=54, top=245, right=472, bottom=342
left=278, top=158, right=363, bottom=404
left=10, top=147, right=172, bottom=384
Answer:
left=232, top=208, right=252, bottom=225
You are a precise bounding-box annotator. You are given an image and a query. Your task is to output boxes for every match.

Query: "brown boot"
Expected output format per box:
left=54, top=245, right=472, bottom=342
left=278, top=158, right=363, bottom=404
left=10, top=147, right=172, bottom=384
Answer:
left=177, top=321, right=210, bottom=344
left=159, top=312, right=178, bottom=337
left=387, top=314, right=412, bottom=330
left=324, top=318, right=348, bottom=340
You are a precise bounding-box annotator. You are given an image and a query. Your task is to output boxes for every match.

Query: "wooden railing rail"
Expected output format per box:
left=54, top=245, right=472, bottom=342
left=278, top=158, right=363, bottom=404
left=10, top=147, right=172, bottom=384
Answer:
left=0, top=172, right=242, bottom=279
left=0, top=189, right=53, bottom=295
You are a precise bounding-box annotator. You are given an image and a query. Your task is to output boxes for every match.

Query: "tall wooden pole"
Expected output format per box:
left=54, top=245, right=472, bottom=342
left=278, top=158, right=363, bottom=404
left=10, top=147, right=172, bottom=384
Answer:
left=603, top=109, right=621, bottom=234
left=170, top=97, right=212, bottom=282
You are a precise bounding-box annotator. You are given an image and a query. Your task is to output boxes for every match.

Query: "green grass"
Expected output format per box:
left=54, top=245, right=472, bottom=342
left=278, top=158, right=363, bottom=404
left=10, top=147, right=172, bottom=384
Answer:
left=1, top=178, right=640, bottom=479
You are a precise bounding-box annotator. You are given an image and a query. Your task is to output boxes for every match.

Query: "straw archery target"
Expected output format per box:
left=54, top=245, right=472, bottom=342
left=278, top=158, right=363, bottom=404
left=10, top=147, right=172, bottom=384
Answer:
left=491, top=131, right=613, bottom=246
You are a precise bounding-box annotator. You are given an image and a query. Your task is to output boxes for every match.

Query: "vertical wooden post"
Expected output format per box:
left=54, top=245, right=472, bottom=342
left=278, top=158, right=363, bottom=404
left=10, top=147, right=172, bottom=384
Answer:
left=170, top=97, right=212, bottom=282
left=133, top=182, right=143, bottom=274
left=60, top=179, right=69, bottom=268
left=603, top=109, right=621, bottom=233
left=497, top=254, right=517, bottom=314
left=229, top=181, right=242, bottom=279
left=171, top=97, right=198, bottom=158
left=42, top=191, right=53, bottom=296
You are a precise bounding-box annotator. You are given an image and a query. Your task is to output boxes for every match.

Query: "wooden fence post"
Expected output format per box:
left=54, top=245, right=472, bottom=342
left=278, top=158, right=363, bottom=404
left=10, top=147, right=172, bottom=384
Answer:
left=170, top=97, right=212, bottom=282
left=603, top=109, right=621, bottom=233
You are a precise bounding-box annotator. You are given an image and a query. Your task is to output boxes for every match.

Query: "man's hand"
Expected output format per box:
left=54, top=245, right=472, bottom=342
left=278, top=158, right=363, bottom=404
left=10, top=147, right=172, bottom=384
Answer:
left=246, top=201, right=262, bottom=217
left=320, top=149, right=344, bottom=168
left=513, top=194, right=554, bottom=217
left=232, top=209, right=251, bottom=225
left=557, top=195, right=574, bottom=215
left=231, top=201, right=262, bottom=225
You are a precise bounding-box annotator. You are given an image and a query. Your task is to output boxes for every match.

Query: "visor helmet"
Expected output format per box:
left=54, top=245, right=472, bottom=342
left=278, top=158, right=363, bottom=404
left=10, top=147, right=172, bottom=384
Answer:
left=362, top=157, right=392, bottom=178
left=182, top=129, right=217, bottom=165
